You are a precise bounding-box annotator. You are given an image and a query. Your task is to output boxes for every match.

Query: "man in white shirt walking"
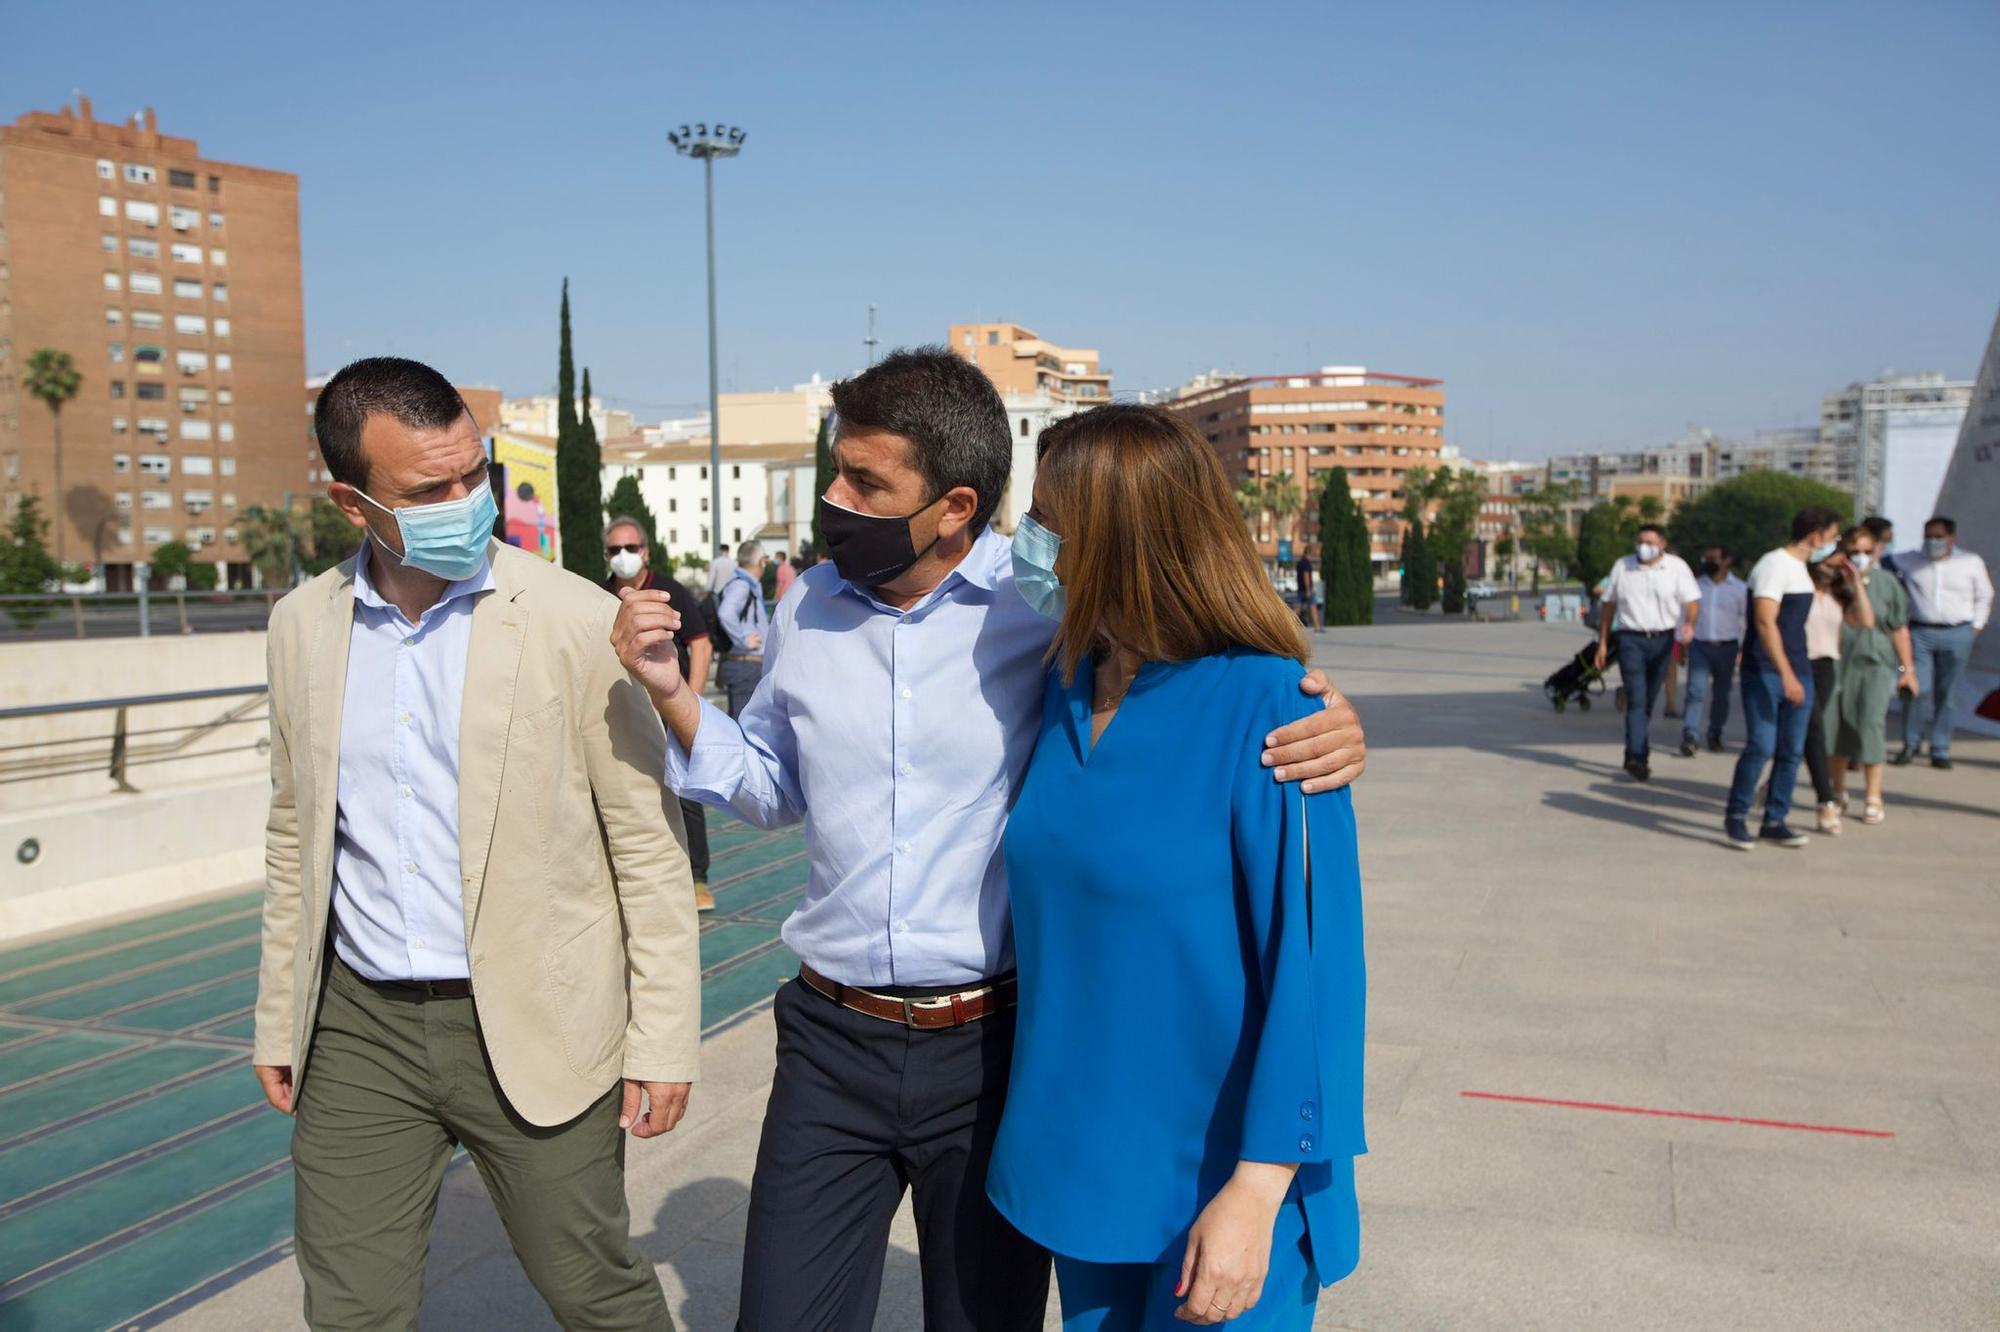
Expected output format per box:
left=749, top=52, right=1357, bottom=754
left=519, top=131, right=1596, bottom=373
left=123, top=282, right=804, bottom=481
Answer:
left=1892, top=515, right=1994, bottom=770
left=1680, top=545, right=1747, bottom=757
left=1595, top=523, right=1702, bottom=780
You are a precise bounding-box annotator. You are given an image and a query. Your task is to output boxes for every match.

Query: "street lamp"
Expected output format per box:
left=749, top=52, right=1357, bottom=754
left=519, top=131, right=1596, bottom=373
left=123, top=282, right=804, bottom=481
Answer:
left=668, top=122, right=746, bottom=558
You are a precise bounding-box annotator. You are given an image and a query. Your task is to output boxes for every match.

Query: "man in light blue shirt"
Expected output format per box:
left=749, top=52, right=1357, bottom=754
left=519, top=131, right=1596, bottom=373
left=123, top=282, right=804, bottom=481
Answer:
left=613, top=348, right=1367, bottom=1331
left=714, top=539, right=770, bottom=719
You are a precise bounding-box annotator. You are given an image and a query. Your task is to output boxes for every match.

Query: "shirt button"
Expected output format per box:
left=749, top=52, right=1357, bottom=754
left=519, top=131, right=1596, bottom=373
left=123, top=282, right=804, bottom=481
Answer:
left=1300, top=1101, right=1316, bottom=1121
left=901, top=688, right=913, bottom=700
left=899, top=762, right=913, bottom=776
left=412, top=938, right=426, bottom=949
left=895, top=920, right=909, bottom=933
left=400, top=712, right=413, bottom=725
left=1299, top=1135, right=1315, bottom=1153
left=399, top=786, right=413, bottom=799
left=897, top=841, right=913, bottom=855
left=404, top=862, right=418, bottom=874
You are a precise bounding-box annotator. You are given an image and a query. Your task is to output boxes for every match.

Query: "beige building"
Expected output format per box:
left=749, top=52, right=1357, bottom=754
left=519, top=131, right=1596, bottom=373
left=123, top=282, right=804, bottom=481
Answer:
left=0, top=100, right=305, bottom=587
left=498, top=393, right=637, bottom=444
left=1173, top=367, right=1448, bottom=567
left=949, top=323, right=1111, bottom=406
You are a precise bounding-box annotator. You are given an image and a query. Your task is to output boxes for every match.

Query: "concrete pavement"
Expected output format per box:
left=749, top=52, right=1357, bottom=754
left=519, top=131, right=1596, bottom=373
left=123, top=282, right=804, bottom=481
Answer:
left=167, top=616, right=2000, bottom=1330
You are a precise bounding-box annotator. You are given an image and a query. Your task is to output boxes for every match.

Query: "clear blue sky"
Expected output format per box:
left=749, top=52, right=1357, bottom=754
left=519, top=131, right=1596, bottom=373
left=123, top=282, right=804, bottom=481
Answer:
left=8, top=0, right=1997, bottom=458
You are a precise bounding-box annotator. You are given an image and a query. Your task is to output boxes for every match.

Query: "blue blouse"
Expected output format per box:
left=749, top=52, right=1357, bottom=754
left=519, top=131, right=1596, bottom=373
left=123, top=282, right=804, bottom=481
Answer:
left=987, top=649, right=1366, bottom=1286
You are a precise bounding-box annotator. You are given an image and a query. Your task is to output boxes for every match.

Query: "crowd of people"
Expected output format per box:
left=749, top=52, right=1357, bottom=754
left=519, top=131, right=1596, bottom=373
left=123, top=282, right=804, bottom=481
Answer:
left=250, top=351, right=1373, bottom=1330
left=1594, top=507, right=1992, bottom=847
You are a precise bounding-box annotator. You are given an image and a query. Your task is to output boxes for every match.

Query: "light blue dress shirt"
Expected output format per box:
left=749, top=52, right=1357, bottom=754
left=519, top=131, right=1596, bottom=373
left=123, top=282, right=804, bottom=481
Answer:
left=717, top=565, right=769, bottom=650
left=329, top=541, right=494, bottom=982
left=666, top=527, right=1055, bottom=986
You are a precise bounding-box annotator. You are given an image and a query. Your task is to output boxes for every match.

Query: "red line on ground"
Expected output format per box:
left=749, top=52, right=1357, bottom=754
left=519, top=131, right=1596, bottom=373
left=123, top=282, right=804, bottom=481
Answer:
left=1459, top=1091, right=1895, bottom=1138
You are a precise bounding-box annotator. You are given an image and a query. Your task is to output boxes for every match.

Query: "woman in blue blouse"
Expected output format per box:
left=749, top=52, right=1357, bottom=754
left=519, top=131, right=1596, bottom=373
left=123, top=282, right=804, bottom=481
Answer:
left=988, top=405, right=1366, bottom=1329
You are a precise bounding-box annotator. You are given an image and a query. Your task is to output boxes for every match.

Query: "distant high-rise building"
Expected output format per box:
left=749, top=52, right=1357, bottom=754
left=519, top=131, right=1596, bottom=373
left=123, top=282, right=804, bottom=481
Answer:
left=1171, top=366, right=1447, bottom=568
left=1820, top=372, right=1972, bottom=521
left=0, top=100, right=304, bottom=588
left=948, top=323, right=1111, bottom=406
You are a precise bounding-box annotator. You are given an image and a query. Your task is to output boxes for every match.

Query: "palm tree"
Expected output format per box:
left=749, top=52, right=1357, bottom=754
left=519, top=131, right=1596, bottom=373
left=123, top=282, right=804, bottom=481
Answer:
left=23, top=349, right=81, bottom=568
left=1233, top=476, right=1268, bottom=542
left=1266, top=470, right=1304, bottom=548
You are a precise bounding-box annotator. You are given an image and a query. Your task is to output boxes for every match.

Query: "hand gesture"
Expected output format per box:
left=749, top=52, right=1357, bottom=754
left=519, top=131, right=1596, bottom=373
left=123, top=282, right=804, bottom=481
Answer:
left=1174, top=1173, right=1287, bottom=1323
left=619, top=1079, right=691, bottom=1139
left=1262, top=670, right=1365, bottom=792
left=1782, top=674, right=1806, bottom=706
left=1593, top=643, right=1608, bottom=672
left=611, top=588, right=685, bottom=702
left=1898, top=671, right=1919, bottom=699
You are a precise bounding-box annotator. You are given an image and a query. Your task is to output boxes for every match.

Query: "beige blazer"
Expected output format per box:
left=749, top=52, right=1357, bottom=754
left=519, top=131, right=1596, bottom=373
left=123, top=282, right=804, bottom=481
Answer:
left=251, top=540, right=699, bottom=1126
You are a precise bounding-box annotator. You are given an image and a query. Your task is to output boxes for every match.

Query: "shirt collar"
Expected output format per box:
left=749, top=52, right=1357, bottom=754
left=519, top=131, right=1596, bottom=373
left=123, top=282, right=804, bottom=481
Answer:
left=353, top=538, right=494, bottom=616
left=833, top=524, right=1008, bottom=607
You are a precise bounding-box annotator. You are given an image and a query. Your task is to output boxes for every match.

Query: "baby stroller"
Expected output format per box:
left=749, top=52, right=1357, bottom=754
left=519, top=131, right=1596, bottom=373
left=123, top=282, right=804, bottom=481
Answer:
left=1544, top=638, right=1607, bottom=713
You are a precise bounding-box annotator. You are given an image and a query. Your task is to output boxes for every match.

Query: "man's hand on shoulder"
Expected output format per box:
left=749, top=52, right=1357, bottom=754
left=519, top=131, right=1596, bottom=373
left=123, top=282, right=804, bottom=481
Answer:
left=1262, top=670, right=1365, bottom=793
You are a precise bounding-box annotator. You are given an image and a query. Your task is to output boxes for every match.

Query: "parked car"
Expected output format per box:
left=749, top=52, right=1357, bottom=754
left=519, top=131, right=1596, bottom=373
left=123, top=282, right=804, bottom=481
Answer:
left=1466, top=580, right=1500, bottom=600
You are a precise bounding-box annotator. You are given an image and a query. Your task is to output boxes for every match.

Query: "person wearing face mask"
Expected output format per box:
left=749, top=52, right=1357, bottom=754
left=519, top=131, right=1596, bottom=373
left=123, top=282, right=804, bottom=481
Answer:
left=1723, top=506, right=1845, bottom=850
left=1829, top=526, right=1917, bottom=823
left=253, top=359, right=699, bottom=1329
left=1891, top=515, right=1993, bottom=770
left=610, top=347, right=1369, bottom=1332
left=988, top=406, right=1365, bottom=1331
left=1679, top=547, right=1747, bottom=756
left=603, top=516, right=718, bottom=911
left=1594, top=523, right=1702, bottom=780
left=715, top=540, right=771, bottom=719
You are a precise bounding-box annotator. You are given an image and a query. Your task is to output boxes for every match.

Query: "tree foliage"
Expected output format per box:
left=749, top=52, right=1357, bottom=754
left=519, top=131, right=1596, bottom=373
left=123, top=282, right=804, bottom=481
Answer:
left=0, top=495, right=65, bottom=605
left=23, top=348, right=82, bottom=565
left=1666, top=470, right=1851, bottom=566
left=1403, top=512, right=1437, bottom=610
left=1514, top=482, right=1580, bottom=593
left=605, top=474, right=659, bottom=552
left=555, top=281, right=606, bottom=581
left=1316, top=466, right=1374, bottom=625
left=148, top=540, right=218, bottom=591
left=809, top=412, right=835, bottom=558
left=1575, top=494, right=1666, bottom=592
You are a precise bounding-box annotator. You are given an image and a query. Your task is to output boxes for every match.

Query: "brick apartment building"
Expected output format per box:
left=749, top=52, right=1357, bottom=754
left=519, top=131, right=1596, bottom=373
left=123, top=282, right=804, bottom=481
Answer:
left=0, top=100, right=304, bottom=587
left=1172, top=367, right=1447, bottom=569
left=949, top=323, right=1111, bottom=406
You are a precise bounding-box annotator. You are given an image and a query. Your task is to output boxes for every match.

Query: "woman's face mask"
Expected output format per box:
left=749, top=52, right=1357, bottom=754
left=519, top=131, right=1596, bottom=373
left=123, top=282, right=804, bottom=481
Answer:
left=1849, top=551, right=1873, bottom=572
left=1010, top=513, right=1065, bottom=619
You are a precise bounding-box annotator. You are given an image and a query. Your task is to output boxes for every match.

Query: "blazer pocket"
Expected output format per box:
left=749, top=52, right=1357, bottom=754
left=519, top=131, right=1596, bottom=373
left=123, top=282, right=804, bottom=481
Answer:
left=514, top=696, right=565, bottom=736
left=545, top=907, right=624, bottom=1076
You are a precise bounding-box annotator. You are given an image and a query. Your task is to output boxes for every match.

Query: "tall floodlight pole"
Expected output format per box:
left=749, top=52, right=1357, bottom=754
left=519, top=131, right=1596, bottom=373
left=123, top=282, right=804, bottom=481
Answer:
left=669, top=122, right=746, bottom=556
left=865, top=304, right=879, bottom=366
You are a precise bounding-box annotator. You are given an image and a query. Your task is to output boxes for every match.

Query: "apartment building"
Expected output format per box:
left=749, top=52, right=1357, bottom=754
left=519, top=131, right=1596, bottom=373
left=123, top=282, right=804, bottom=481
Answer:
left=1173, top=366, right=1447, bottom=567
left=949, top=323, right=1111, bottom=406
left=1821, top=372, right=1972, bottom=521
left=0, top=100, right=304, bottom=587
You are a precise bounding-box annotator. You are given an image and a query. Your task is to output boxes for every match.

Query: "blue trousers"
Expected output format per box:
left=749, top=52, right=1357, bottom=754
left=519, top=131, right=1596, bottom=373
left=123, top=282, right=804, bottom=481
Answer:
left=1051, top=1203, right=1318, bottom=1332
left=1901, top=623, right=1976, bottom=759
left=1727, top=667, right=1813, bottom=826
left=1617, top=631, right=1675, bottom=762
left=1681, top=639, right=1738, bottom=745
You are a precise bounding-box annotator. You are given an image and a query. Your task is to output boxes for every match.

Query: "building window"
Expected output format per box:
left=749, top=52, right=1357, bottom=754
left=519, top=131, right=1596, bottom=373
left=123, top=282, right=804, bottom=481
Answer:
left=129, top=237, right=160, bottom=259
left=171, top=242, right=202, bottom=264
left=133, top=311, right=163, bottom=330
left=184, top=491, right=213, bottom=514
left=987, top=331, right=999, bottom=346
left=101, top=232, right=117, bottom=253
left=732, top=497, right=741, bottom=512
left=211, top=283, right=227, bottom=302
left=208, top=212, right=224, bottom=230
left=112, top=417, right=128, bottom=434
left=699, top=466, right=709, bottom=480
left=173, top=278, right=203, bottom=299
left=169, top=206, right=199, bottom=232
left=137, top=383, right=165, bottom=401
left=221, top=493, right=236, bottom=510
left=733, top=527, right=743, bottom=543
left=141, top=525, right=174, bottom=546
left=130, top=272, right=163, bottom=295
left=668, top=528, right=678, bottom=544
left=668, top=498, right=677, bottom=512
left=124, top=200, right=160, bottom=227
left=216, top=387, right=232, bottom=405
left=182, top=456, right=214, bottom=477
left=112, top=454, right=131, bottom=473
left=667, top=466, right=676, bottom=480
left=104, top=271, right=123, bottom=291
left=138, top=417, right=170, bottom=443
left=1019, top=418, right=1029, bottom=437
left=139, top=455, right=172, bottom=479
left=220, top=457, right=236, bottom=477
left=176, top=350, right=208, bottom=375
left=207, top=174, right=220, bottom=193
left=209, top=248, right=226, bottom=265
left=142, top=490, right=173, bottom=509
left=182, top=420, right=212, bottom=441
left=218, top=422, right=234, bottom=442
left=106, top=308, right=123, bottom=326
left=99, top=195, right=117, bottom=217
left=214, top=353, right=232, bottom=372
left=168, top=168, right=197, bottom=189
left=731, top=465, right=741, bottom=479
left=108, top=341, right=126, bottom=363
left=213, top=318, right=230, bottom=338
left=110, top=381, right=126, bottom=399
left=174, top=314, right=207, bottom=335
left=124, top=163, right=157, bottom=184
left=97, top=159, right=115, bottom=179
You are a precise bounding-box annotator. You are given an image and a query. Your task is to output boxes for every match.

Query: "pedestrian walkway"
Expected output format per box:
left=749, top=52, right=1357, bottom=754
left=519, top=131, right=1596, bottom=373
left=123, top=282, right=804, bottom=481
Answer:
left=0, top=817, right=806, bottom=1332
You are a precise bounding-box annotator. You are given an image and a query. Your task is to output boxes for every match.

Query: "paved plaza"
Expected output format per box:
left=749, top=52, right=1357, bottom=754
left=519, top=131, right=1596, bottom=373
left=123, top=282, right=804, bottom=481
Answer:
left=5, top=614, right=1996, bottom=1329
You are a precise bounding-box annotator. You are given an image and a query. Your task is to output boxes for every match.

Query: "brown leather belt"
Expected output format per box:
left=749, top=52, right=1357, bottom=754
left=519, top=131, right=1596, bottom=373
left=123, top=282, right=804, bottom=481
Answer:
left=348, top=966, right=472, bottom=1000
left=798, top=964, right=1015, bottom=1030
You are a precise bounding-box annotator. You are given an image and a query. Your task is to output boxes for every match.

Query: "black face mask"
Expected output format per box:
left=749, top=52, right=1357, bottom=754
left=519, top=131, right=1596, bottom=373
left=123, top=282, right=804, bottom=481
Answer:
left=1700, top=559, right=1720, bottom=577
left=817, top=494, right=945, bottom=587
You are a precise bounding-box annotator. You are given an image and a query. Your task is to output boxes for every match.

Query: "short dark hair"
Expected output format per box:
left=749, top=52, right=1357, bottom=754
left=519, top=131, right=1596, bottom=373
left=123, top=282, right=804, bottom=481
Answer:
left=1791, top=505, right=1844, bottom=542
left=1926, top=514, right=1957, bottom=535
left=1861, top=514, right=1894, bottom=541
left=829, top=346, right=1012, bottom=530
left=313, top=356, right=471, bottom=489
left=1636, top=522, right=1667, bottom=540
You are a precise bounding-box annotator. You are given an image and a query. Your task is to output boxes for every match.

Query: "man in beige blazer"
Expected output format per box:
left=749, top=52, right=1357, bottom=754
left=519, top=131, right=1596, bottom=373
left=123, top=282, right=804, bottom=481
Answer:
left=252, top=357, right=697, bottom=1330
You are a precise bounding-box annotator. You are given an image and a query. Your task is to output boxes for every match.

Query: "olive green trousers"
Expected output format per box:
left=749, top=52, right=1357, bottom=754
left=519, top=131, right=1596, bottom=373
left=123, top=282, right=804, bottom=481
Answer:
left=290, top=961, right=671, bottom=1330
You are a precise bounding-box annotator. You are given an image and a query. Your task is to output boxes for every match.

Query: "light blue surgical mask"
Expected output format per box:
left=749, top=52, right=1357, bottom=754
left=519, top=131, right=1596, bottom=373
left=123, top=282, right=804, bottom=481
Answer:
left=1808, top=540, right=1837, bottom=564
left=356, top=483, right=496, bottom=582
left=1011, top=513, right=1066, bottom=619
left=1924, top=536, right=1951, bottom=559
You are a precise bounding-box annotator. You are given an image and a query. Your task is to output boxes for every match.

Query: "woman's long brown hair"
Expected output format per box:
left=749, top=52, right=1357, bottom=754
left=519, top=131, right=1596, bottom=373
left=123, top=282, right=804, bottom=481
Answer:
left=1033, top=404, right=1308, bottom=684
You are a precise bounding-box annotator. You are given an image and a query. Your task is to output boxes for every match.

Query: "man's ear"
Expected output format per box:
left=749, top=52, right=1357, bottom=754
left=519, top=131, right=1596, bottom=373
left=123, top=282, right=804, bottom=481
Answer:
left=326, top=482, right=370, bottom=531
left=935, top=485, right=981, bottom=541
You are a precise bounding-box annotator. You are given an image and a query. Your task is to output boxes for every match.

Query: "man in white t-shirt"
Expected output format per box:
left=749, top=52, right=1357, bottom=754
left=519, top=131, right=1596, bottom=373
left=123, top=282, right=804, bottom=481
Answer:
left=1680, top=546, right=1748, bottom=756
left=1891, top=515, right=1994, bottom=770
left=1724, top=506, right=1845, bottom=850
left=1594, top=523, right=1701, bottom=780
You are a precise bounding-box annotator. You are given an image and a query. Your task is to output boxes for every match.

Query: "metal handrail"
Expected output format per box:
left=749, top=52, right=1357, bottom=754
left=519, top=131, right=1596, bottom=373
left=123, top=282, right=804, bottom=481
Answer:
left=0, top=685, right=269, bottom=793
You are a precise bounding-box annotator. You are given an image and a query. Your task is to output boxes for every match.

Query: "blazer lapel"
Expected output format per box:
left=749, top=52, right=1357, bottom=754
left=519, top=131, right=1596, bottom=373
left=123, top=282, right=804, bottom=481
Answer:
left=458, top=548, right=528, bottom=934
left=306, top=561, right=357, bottom=934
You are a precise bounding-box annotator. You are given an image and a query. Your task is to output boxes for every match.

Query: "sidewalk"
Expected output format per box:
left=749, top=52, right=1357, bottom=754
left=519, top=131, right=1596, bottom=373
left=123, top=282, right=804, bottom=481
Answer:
left=171, top=618, right=2000, bottom=1328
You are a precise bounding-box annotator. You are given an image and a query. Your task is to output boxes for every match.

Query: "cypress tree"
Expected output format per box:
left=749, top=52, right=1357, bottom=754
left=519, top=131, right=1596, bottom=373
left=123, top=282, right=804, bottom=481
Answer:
left=1406, top=513, right=1437, bottom=610
left=1317, top=466, right=1373, bottom=626
left=554, top=282, right=605, bottom=580
left=605, top=474, right=659, bottom=551
left=808, top=412, right=835, bottom=560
